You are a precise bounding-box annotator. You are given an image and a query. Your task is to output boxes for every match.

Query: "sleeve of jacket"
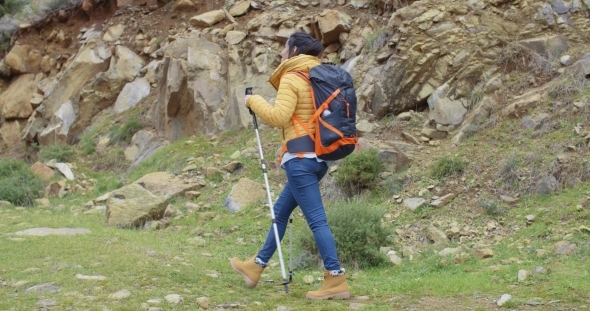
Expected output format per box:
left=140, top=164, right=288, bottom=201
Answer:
left=247, top=74, right=300, bottom=128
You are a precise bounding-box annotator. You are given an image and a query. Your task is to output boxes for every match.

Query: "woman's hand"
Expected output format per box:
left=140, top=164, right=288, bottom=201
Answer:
left=244, top=95, right=252, bottom=108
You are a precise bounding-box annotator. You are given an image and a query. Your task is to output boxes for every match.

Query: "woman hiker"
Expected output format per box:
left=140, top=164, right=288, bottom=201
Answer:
left=229, top=32, right=350, bottom=300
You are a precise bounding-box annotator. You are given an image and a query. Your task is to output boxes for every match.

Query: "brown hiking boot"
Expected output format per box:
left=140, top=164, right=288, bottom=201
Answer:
left=306, top=271, right=350, bottom=300
left=230, top=257, right=264, bottom=288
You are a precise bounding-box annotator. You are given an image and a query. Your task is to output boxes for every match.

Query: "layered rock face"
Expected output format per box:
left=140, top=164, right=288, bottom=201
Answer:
left=0, top=0, right=589, bottom=160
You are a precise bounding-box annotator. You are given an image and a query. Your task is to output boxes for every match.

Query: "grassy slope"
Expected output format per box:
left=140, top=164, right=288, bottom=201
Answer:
left=1, top=120, right=589, bottom=310
left=1, top=74, right=590, bottom=310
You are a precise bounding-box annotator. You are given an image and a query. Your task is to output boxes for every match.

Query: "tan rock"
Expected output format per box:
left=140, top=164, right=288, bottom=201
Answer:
left=229, top=1, right=250, bottom=16
left=222, top=161, right=243, bottom=173
left=421, top=128, right=448, bottom=140
left=31, top=162, right=55, bottom=182
left=81, top=0, right=94, bottom=14
left=40, top=55, right=56, bottom=73
left=426, top=225, right=449, bottom=246
left=0, top=73, right=42, bottom=119
left=430, top=193, right=456, bottom=207
left=473, top=247, right=494, bottom=259
left=40, top=40, right=112, bottom=120
left=222, top=178, right=265, bottom=212
left=103, top=24, right=126, bottom=42
left=225, top=31, right=247, bottom=45
left=172, top=0, right=195, bottom=11
left=125, top=145, right=139, bottom=162
left=0, top=120, right=25, bottom=146
left=314, top=9, right=352, bottom=44
left=223, top=8, right=236, bottom=24
left=5, top=44, right=41, bottom=74
left=190, top=10, right=226, bottom=28
left=134, top=172, right=206, bottom=198
left=45, top=182, right=63, bottom=198
left=205, top=167, right=224, bottom=178
left=502, top=93, right=541, bottom=118
left=105, top=183, right=169, bottom=228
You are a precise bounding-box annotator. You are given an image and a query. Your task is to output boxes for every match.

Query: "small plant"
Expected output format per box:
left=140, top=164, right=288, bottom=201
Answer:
left=462, top=124, right=480, bottom=139
left=429, top=156, right=465, bottom=179
left=499, top=154, right=521, bottom=189
left=497, top=42, right=556, bottom=83
left=414, top=203, right=435, bottom=216
left=479, top=199, right=505, bottom=216
left=39, top=143, right=76, bottom=163
left=108, top=116, right=144, bottom=144
left=468, top=88, right=484, bottom=109
left=335, top=149, right=384, bottom=194
left=78, top=129, right=97, bottom=156
left=298, top=200, right=390, bottom=268
left=384, top=173, right=406, bottom=195
left=0, top=158, right=44, bottom=206
left=89, top=148, right=127, bottom=173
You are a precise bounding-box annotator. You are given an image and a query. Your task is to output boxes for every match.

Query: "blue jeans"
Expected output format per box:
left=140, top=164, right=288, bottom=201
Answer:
left=257, top=158, right=341, bottom=271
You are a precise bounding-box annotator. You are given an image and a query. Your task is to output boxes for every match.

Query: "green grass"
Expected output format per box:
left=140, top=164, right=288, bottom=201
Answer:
left=2, top=183, right=588, bottom=310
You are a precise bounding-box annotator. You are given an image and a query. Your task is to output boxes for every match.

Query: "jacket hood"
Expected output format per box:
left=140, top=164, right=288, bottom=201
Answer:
left=268, top=54, right=321, bottom=90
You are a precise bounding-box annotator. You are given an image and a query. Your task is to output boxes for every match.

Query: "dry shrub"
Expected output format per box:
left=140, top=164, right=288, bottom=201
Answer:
left=497, top=43, right=557, bottom=84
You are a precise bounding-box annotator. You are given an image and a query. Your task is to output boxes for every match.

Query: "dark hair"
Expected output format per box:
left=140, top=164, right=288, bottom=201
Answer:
left=287, top=32, right=323, bottom=58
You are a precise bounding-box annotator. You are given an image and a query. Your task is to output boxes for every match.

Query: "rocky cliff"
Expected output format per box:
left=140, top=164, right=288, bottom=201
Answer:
left=0, top=0, right=589, bottom=168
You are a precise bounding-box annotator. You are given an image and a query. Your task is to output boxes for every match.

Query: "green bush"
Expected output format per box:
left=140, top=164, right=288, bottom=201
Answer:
left=109, top=116, right=144, bottom=144
left=78, top=129, right=97, bottom=156
left=39, top=144, right=76, bottom=163
left=479, top=200, right=505, bottom=217
left=335, top=149, right=384, bottom=193
left=0, top=158, right=44, bottom=206
left=298, top=201, right=390, bottom=268
left=429, top=155, right=465, bottom=179
left=1, top=0, right=30, bottom=15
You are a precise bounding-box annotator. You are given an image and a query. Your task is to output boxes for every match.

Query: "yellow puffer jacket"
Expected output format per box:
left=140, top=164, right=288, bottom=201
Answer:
left=247, top=54, right=320, bottom=146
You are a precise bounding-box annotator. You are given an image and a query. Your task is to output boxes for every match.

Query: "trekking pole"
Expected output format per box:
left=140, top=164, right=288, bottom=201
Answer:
left=246, top=87, right=290, bottom=293
left=289, top=216, right=293, bottom=283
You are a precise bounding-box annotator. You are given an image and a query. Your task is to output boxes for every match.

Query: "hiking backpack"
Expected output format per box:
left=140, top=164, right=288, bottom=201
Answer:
left=282, top=64, right=358, bottom=161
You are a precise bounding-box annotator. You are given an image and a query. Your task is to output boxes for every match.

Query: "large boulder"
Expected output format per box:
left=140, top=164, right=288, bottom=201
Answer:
left=0, top=73, right=43, bottom=119
left=153, top=34, right=231, bottom=140
left=427, top=84, right=468, bottom=126
left=37, top=99, right=77, bottom=146
left=31, top=162, right=55, bottom=182
left=0, top=120, right=26, bottom=147
left=223, top=178, right=266, bottom=212
left=569, top=53, right=590, bottom=76
left=134, top=172, right=206, bottom=198
left=4, top=43, right=42, bottom=74
left=519, top=35, right=569, bottom=59
left=39, top=39, right=112, bottom=120
left=113, top=77, right=151, bottom=114
left=105, top=183, right=169, bottom=228
left=314, top=10, right=352, bottom=45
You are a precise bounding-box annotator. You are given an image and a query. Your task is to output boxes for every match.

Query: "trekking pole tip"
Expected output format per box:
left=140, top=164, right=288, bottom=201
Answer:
left=282, top=280, right=289, bottom=293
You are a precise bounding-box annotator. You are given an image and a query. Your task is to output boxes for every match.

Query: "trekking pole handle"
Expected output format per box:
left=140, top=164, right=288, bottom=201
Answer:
left=245, top=87, right=254, bottom=116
